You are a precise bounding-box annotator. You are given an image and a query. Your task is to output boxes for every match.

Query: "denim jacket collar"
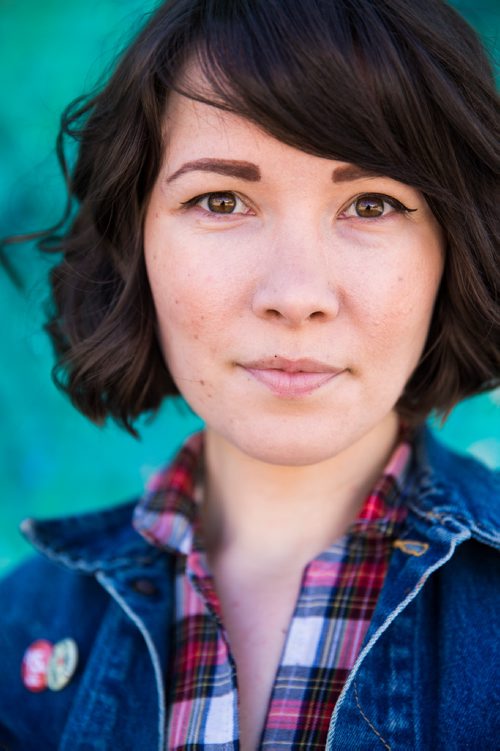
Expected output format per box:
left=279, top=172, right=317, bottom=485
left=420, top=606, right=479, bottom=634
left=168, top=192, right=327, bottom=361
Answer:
left=410, top=425, right=499, bottom=548
left=21, top=500, right=159, bottom=575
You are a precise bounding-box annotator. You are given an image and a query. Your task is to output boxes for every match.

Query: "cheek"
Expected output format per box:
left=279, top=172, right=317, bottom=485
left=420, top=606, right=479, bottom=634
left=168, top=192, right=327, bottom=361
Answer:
left=147, top=258, right=230, bottom=388
left=146, top=242, right=255, bottom=369
left=153, top=281, right=208, bottom=355
left=146, top=239, right=209, bottom=339
left=350, top=248, right=443, bottom=359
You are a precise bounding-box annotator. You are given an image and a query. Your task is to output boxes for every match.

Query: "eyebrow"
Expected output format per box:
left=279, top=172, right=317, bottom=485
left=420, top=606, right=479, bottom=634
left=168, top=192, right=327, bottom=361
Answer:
left=165, top=158, right=381, bottom=185
left=166, top=159, right=262, bottom=183
left=331, top=164, right=382, bottom=183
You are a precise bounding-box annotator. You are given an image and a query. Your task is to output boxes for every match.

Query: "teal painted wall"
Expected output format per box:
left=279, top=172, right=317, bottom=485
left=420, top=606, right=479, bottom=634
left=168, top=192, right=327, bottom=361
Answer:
left=1, top=1, right=498, bottom=573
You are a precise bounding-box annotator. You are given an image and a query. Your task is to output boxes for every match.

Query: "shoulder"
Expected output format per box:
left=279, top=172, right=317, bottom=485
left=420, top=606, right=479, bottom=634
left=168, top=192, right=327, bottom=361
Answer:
left=412, top=426, right=499, bottom=548
left=0, top=499, right=175, bottom=749
left=0, top=551, right=110, bottom=687
left=0, top=553, right=110, bottom=749
left=0, top=495, right=175, bottom=646
left=0, top=551, right=108, bottom=626
left=0, top=497, right=165, bottom=617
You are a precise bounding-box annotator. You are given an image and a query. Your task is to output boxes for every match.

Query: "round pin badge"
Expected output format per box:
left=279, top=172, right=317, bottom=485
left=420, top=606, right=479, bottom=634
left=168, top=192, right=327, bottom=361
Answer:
left=21, top=639, right=54, bottom=692
left=47, top=638, right=79, bottom=692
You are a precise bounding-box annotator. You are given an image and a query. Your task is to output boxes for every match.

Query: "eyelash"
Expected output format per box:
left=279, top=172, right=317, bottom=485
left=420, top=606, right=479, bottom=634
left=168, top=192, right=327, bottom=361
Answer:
left=341, top=194, right=416, bottom=219
left=180, top=191, right=416, bottom=219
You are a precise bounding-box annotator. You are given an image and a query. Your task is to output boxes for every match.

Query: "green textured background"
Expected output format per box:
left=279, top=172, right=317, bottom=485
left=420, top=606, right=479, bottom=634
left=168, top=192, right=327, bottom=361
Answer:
left=0, top=0, right=498, bottom=574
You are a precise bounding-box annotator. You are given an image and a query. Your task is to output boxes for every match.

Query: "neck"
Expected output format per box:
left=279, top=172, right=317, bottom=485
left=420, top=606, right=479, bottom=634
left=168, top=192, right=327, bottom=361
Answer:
left=202, top=412, right=399, bottom=572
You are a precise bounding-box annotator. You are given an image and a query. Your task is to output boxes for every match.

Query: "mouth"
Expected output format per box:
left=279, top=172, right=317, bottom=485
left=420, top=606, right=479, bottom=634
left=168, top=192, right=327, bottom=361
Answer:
left=240, top=357, right=345, bottom=398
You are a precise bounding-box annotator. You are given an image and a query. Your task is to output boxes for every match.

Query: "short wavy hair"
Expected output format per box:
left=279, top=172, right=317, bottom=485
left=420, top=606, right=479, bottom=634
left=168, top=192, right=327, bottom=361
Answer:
left=7, top=0, right=500, bottom=435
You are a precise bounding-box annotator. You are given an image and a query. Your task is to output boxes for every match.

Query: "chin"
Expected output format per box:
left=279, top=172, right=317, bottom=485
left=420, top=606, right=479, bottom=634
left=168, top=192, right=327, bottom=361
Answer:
left=227, top=427, right=364, bottom=468
left=251, top=444, right=338, bottom=467
left=215, top=407, right=400, bottom=468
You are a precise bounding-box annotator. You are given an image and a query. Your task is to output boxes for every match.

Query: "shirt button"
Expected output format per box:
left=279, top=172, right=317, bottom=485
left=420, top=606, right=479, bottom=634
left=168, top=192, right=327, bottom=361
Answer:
left=130, top=578, right=159, bottom=597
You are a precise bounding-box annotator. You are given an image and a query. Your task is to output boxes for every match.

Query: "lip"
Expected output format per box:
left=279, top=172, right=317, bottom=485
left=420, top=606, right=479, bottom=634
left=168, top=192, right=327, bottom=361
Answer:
left=240, top=357, right=345, bottom=398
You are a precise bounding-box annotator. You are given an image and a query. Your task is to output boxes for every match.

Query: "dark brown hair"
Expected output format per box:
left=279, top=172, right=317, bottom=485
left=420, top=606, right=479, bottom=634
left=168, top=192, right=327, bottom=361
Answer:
left=5, top=0, right=500, bottom=435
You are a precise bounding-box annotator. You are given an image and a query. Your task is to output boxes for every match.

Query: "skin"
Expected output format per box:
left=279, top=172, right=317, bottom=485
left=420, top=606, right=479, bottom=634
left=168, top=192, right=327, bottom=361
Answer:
left=145, top=90, right=444, bottom=498
left=144, top=86, right=445, bottom=749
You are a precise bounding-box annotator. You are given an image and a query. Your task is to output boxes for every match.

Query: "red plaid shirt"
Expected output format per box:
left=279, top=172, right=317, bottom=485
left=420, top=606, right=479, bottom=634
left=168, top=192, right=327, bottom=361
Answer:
left=134, top=432, right=411, bottom=749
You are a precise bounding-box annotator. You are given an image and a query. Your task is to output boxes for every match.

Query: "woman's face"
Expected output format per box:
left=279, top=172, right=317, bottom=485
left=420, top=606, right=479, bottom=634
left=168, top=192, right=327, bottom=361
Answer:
left=144, top=91, right=444, bottom=466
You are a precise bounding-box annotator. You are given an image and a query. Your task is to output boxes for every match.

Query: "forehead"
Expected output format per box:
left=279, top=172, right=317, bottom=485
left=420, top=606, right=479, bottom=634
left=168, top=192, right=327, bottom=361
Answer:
left=161, top=94, right=349, bottom=187
left=165, top=91, right=262, bottom=148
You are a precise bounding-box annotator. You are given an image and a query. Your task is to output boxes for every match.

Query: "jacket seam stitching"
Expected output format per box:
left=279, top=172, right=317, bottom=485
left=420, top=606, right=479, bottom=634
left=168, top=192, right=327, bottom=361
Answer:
left=353, top=682, right=391, bottom=750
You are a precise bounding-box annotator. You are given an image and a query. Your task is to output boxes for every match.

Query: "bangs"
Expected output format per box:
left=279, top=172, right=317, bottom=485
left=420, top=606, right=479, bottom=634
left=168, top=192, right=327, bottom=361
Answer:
left=161, top=0, right=451, bottom=195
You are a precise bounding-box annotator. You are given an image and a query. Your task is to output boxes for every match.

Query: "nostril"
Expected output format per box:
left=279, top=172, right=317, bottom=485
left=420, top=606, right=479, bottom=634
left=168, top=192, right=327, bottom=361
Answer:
left=253, top=274, right=340, bottom=325
left=265, top=308, right=282, bottom=319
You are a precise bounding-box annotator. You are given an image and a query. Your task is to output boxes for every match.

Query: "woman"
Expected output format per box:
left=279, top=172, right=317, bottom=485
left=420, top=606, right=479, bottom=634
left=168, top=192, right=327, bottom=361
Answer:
left=1, top=0, right=498, bottom=749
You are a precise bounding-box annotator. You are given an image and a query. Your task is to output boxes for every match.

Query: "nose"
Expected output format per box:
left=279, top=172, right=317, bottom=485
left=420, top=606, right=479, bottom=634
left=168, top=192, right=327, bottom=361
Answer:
left=251, top=226, right=340, bottom=326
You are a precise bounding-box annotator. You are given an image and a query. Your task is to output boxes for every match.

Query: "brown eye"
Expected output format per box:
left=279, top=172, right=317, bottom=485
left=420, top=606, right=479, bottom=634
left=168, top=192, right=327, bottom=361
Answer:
left=354, top=195, right=385, bottom=217
left=207, top=192, right=237, bottom=213
left=184, top=191, right=252, bottom=217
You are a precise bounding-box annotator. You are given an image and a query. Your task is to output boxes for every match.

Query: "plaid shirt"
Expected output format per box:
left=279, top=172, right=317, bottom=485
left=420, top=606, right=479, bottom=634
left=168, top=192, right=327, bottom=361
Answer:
left=134, top=432, right=411, bottom=749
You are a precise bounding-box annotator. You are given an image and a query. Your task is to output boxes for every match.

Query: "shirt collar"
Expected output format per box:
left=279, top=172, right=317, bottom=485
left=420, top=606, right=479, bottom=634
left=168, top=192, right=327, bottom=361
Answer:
left=352, top=439, right=412, bottom=536
left=133, top=432, right=204, bottom=556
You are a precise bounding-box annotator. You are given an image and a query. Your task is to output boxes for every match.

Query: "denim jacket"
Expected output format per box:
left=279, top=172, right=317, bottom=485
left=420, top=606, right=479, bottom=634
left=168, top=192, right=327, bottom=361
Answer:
left=0, top=427, right=498, bottom=750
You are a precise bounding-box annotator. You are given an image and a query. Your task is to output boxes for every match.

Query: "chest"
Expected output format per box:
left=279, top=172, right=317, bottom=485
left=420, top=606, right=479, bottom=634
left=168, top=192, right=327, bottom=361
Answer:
left=217, top=576, right=302, bottom=750
left=167, top=536, right=388, bottom=749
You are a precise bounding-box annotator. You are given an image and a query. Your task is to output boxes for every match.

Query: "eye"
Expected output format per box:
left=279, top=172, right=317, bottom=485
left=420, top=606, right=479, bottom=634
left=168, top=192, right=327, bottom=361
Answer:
left=342, top=193, right=415, bottom=219
left=183, top=191, right=251, bottom=215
